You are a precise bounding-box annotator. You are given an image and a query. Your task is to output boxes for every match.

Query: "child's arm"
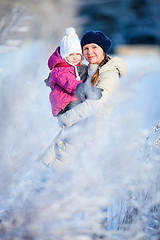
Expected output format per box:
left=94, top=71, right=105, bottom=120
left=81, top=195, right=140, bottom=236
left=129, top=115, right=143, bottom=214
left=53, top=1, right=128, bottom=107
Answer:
left=53, top=71, right=83, bottom=94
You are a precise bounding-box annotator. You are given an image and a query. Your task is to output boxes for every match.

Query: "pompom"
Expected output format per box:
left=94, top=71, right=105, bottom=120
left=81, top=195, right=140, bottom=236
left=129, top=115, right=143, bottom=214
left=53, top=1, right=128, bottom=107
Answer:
left=65, top=27, right=76, bottom=36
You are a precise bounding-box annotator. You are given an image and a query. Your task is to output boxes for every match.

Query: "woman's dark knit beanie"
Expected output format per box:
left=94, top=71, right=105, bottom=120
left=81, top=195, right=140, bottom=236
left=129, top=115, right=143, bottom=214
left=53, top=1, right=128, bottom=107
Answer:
left=81, top=30, right=112, bottom=53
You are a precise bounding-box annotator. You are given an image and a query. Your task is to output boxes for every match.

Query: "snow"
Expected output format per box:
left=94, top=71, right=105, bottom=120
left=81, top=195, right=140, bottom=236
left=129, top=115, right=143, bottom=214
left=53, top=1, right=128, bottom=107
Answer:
left=0, top=39, right=160, bottom=239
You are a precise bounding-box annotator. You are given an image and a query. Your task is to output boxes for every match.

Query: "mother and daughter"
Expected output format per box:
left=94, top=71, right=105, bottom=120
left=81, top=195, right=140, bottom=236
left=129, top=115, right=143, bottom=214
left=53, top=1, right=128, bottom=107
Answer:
left=42, top=27, right=128, bottom=166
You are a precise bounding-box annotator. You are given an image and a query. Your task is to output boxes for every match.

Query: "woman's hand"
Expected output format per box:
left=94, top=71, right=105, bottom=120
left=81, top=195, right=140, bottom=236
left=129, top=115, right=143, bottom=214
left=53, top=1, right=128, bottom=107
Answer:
left=86, top=86, right=103, bottom=100
left=76, top=83, right=87, bottom=101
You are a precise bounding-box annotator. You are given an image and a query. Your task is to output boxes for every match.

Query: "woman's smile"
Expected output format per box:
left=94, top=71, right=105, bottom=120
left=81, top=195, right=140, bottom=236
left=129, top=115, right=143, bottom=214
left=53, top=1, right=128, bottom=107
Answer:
left=83, top=43, right=105, bottom=64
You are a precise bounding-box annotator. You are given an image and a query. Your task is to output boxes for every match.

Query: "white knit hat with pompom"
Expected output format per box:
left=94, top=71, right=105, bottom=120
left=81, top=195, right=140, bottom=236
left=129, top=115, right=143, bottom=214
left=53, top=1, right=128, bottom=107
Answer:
left=60, top=27, right=82, bottom=59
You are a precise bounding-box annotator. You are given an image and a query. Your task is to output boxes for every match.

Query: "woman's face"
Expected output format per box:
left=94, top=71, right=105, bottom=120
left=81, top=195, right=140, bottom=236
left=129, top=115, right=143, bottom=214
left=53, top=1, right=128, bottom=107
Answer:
left=83, top=43, right=105, bottom=64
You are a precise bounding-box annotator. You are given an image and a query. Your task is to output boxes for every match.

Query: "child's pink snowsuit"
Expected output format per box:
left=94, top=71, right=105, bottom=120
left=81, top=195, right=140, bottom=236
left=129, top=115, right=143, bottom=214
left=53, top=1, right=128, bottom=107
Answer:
left=48, top=47, right=82, bottom=117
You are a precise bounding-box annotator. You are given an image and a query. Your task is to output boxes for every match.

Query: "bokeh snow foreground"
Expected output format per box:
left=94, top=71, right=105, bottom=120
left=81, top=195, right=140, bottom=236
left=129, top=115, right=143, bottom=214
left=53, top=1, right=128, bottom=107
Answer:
left=0, top=43, right=160, bottom=240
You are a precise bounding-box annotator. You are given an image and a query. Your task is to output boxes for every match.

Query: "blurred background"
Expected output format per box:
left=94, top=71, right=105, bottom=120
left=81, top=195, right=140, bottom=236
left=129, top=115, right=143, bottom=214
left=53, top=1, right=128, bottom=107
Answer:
left=0, top=0, right=160, bottom=53
left=0, top=1, right=160, bottom=239
left=78, top=0, right=160, bottom=48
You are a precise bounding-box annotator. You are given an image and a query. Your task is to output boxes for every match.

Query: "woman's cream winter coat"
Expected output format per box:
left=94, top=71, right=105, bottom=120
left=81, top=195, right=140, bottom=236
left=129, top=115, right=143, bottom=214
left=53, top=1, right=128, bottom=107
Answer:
left=58, top=56, right=128, bottom=127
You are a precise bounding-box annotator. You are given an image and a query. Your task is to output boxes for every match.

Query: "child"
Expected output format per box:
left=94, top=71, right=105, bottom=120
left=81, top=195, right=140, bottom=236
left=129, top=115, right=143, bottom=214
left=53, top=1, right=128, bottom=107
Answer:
left=47, top=27, right=85, bottom=117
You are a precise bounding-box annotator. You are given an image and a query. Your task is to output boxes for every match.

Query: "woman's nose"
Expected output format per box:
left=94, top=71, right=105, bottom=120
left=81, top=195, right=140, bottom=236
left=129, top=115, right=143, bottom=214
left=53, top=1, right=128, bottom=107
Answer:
left=88, top=48, right=92, bottom=55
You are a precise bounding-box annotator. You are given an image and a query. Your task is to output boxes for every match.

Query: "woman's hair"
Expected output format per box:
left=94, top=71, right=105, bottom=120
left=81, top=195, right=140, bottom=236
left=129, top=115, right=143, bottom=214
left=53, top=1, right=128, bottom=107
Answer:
left=91, top=54, right=111, bottom=86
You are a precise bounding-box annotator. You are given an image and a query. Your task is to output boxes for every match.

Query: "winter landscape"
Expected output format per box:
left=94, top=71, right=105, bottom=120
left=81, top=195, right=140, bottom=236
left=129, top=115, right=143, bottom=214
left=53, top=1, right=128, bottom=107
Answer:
left=0, top=0, right=160, bottom=240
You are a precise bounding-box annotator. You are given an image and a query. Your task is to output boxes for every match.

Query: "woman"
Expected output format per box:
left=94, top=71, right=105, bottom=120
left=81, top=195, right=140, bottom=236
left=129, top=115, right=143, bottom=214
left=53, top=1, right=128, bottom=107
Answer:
left=58, top=30, right=128, bottom=128
left=41, top=30, right=128, bottom=167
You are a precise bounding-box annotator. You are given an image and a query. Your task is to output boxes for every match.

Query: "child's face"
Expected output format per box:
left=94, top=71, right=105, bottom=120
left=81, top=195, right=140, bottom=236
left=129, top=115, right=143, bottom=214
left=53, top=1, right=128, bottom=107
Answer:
left=66, top=53, right=81, bottom=65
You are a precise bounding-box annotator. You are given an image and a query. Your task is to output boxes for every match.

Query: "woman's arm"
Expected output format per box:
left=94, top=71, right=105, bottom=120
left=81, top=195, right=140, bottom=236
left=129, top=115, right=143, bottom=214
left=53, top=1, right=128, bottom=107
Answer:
left=58, top=71, right=120, bottom=127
